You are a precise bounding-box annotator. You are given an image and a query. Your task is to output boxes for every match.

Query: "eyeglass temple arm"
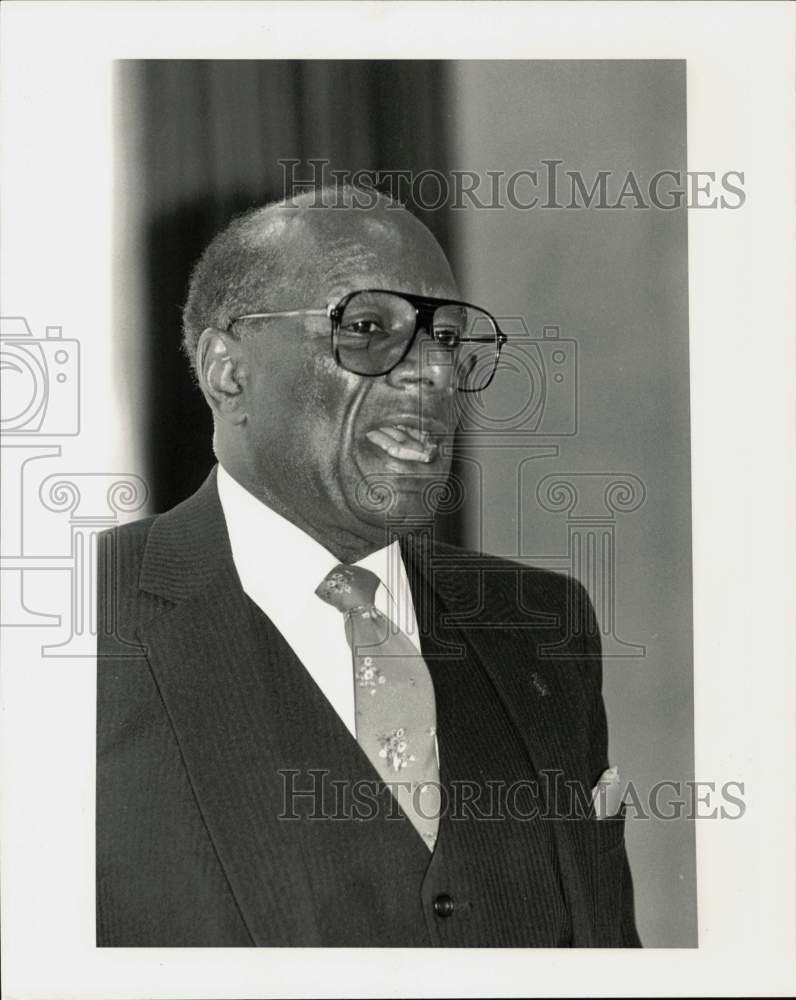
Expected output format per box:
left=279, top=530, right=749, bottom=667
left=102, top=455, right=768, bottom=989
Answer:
left=232, top=308, right=329, bottom=322
left=453, top=331, right=508, bottom=344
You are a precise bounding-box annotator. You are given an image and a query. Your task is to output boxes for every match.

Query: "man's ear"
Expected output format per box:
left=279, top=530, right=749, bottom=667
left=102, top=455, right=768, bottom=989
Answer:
left=196, top=327, right=249, bottom=424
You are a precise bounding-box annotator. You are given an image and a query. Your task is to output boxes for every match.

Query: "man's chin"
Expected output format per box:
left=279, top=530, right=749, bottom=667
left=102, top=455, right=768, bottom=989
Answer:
left=347, top=468, right=451, bottom=527
left=344, top=434, right=455, bottom=536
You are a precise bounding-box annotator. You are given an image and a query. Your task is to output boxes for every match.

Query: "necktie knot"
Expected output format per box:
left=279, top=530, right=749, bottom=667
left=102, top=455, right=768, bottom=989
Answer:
left=316, top=563, right=381, bottom=614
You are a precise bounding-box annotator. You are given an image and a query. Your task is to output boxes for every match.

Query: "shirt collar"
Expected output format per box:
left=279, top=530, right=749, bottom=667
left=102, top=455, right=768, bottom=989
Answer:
left=216, top=463, right=404, bottom=619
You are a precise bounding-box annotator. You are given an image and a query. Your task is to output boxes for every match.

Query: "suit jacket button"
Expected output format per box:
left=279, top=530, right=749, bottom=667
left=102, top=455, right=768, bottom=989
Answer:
left=433, top=893, right=455, bottom=918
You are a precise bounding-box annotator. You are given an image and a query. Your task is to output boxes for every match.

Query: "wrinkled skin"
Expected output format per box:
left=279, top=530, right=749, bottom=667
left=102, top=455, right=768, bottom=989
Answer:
left=198, top=202, right=461, bottom=562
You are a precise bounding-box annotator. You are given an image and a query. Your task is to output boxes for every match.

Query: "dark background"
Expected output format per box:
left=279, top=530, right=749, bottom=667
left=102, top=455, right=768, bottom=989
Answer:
left=115, top=59, right=695, bottom=946
left=120, top=60, right=456, bottom=517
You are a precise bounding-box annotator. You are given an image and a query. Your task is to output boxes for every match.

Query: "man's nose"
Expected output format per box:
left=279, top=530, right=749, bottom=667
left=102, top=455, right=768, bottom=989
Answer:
left=385, top=325, right=454, bottom=392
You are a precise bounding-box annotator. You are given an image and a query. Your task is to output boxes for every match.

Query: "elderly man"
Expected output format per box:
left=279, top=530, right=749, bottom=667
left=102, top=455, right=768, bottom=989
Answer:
left=97, top=188, right=640, bottom=947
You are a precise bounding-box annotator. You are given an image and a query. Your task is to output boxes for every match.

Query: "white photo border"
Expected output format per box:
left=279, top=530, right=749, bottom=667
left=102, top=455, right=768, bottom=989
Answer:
left=1, top=2, right=794, bottom=997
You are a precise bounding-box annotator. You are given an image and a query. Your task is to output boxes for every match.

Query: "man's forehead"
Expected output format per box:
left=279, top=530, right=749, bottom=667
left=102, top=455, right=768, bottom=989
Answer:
left=259, top=203, right=457, bottom=301
left=270, top=202, right=424, bottom=255
left=320, top=266, right=458, bottom=303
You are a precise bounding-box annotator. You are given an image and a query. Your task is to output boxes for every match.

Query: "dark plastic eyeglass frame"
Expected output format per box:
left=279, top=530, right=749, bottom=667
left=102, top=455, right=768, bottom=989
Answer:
left=230, top=288, right=508, bottom=393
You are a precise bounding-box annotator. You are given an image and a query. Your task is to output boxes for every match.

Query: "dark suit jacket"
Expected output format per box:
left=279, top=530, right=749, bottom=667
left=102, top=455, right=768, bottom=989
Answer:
left=96, top=467, right=641, bottom=947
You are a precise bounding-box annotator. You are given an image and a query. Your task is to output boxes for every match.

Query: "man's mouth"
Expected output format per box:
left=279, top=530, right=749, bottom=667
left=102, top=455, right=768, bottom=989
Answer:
left=363, top=420, right=443, bottom=464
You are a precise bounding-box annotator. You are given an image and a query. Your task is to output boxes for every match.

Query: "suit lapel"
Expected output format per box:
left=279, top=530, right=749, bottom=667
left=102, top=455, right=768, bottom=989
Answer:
left=137, top=469, right=319, bottom=946
left=402, top=534, right=599, bottom=946
left=137, top=473, right=598, bottom=945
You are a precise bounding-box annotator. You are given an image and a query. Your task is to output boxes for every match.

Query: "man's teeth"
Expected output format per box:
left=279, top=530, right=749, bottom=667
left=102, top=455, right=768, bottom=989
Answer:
left=365, top=425, right=438, bottom=463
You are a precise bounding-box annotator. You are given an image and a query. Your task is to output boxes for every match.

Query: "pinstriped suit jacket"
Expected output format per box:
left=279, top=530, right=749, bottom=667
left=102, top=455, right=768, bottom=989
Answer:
left=96, top=467, right=641, bottom=947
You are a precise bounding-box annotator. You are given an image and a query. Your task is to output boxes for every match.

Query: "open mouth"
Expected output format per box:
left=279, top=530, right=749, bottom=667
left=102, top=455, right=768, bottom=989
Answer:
left=364, top=417, right=446, bottom=464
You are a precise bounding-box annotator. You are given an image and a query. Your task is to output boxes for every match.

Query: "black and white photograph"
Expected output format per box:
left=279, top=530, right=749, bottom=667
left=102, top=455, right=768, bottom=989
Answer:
left=100, top=57, right=695, bottom=949
left=1, top=1, right=794, bottom=997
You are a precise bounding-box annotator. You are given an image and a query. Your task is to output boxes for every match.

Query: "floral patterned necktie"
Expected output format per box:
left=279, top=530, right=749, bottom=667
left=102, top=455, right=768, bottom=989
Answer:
left=316, top=563, right=441, bottom=850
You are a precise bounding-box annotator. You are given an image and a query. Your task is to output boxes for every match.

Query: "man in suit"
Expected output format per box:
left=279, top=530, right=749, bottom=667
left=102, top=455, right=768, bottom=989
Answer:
left=97, top=187, right=640, bottom=947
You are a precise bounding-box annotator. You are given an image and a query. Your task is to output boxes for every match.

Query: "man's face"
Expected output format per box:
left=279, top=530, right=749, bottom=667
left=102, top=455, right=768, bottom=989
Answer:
left=237, top=205, right=461, bottom=552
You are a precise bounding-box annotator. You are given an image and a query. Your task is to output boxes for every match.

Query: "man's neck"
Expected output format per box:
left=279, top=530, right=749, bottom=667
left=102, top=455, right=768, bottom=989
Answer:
left=219, top=462, right=389, bottom=565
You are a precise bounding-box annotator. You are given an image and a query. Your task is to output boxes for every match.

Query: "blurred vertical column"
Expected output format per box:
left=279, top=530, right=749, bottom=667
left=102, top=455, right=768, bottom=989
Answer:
left=114, top=62, right=151, bottom=513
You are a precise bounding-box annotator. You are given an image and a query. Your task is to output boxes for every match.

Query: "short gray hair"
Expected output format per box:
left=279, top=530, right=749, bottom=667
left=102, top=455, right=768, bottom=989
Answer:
left=181, top=185, right=403, bottom=371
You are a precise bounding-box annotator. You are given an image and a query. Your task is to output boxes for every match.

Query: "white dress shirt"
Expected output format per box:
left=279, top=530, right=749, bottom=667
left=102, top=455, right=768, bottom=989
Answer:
left=216, top=463, right=421, bottom=737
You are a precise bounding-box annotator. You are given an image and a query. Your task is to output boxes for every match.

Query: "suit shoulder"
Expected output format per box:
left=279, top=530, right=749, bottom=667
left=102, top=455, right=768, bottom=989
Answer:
left=99, top=512, right=158, bottom=555
left=432, top=539, right=588, bottom=609
left=100, top=512, right=159, bottom=544
left=98, top=513, right=158, bottom=593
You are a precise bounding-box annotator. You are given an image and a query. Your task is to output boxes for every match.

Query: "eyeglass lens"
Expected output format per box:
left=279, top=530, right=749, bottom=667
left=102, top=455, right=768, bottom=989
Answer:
left=336, top=291, right=500, bottom=391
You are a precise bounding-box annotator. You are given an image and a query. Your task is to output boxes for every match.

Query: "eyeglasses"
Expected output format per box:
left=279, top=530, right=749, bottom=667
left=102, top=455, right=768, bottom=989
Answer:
left=229, top=289, right=508, bottom=392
